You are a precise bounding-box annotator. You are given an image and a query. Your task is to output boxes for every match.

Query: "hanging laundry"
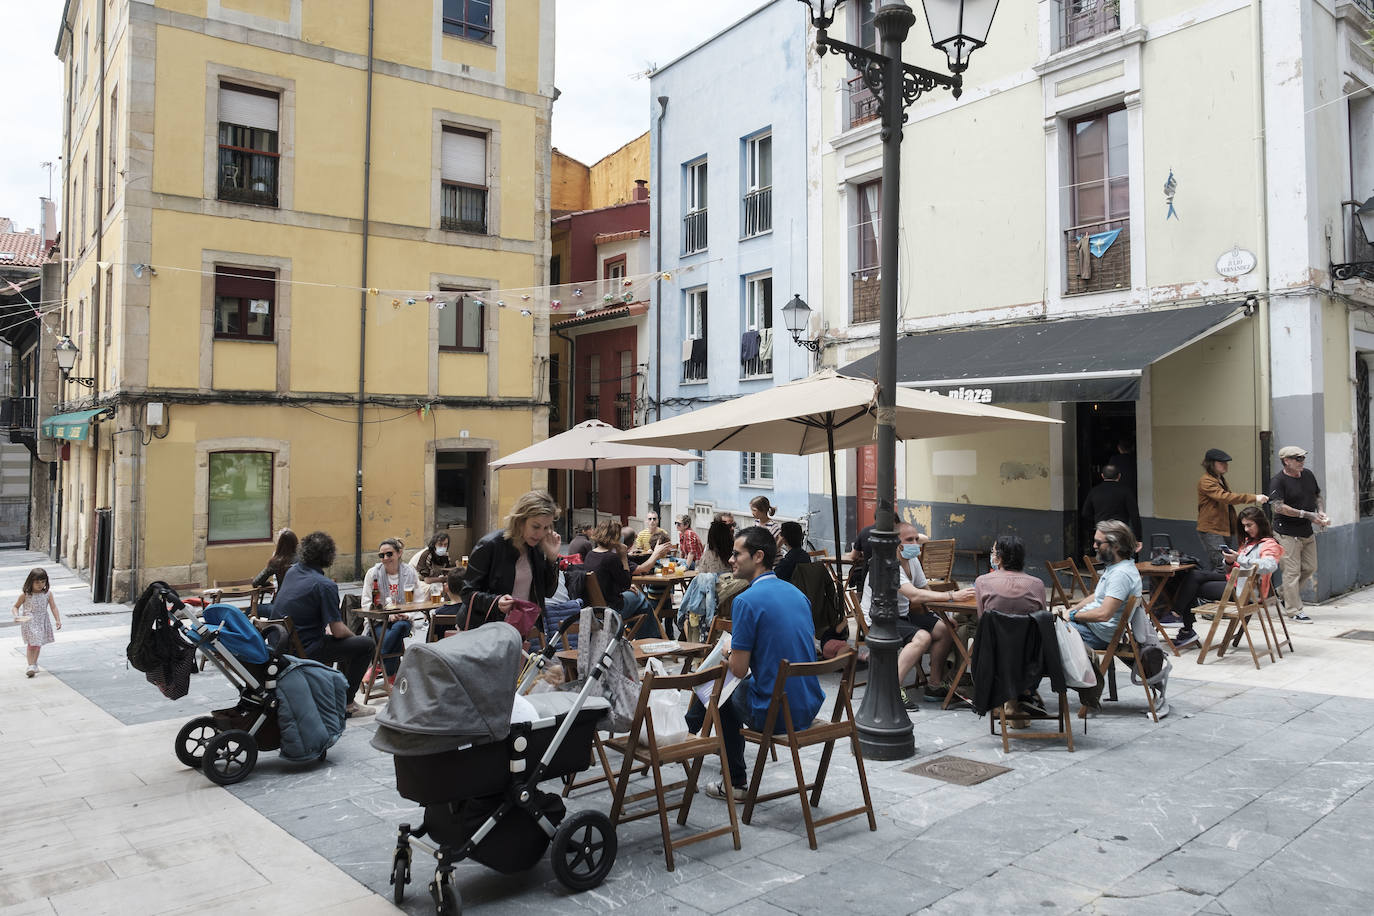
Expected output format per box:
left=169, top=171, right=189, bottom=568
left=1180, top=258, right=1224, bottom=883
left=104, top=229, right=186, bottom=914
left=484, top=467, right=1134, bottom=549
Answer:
left=740, top=330, right=761, bottom=362
left=758, top=327, right=773, bottom=361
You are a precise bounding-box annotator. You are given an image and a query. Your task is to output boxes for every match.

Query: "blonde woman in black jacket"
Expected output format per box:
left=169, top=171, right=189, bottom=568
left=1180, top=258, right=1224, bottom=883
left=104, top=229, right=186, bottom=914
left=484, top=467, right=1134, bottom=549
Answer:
left=460, top=490, right=562, bottom=629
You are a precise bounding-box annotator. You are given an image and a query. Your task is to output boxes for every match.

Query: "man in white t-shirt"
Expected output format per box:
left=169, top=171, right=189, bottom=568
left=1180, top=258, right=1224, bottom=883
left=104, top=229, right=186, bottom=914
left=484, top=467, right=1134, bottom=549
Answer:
left=860, top=522, right=973, bottom=710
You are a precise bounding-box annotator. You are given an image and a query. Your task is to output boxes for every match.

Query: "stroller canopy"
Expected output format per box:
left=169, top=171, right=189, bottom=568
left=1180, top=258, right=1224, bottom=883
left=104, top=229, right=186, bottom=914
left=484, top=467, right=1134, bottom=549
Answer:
left=374, top=625, right=521, bottom=755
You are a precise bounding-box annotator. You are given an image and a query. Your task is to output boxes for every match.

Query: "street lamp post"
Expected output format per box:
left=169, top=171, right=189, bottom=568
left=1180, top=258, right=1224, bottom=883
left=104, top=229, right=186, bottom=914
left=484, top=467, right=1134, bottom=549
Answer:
left=797, top=0, right=996, bottom=760
left=53, top=336, right=96, bottom=389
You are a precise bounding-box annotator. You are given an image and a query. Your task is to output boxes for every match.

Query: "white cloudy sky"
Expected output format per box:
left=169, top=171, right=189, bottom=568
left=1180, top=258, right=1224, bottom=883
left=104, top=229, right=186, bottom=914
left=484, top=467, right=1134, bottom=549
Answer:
left=0, top=1, right=770, bottom=227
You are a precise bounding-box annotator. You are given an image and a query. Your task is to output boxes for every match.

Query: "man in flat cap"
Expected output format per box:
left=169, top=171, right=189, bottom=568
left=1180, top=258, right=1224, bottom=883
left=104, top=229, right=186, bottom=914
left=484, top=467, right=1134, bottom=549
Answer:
left=1268, top=445, right=1328, bottom=621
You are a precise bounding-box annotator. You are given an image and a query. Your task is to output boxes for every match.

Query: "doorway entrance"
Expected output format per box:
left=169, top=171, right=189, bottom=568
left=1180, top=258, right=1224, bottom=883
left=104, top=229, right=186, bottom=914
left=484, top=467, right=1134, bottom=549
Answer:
left=435, top=450, right=487, bottom=556
left=1074, top=401, right=1137, bottom=554
left=856, top=444, right=877, bottom=534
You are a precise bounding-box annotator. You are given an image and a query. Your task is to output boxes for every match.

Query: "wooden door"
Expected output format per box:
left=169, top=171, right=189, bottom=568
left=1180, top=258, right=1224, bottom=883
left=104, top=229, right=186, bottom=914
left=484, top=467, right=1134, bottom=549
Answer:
left=857, top=445, right=877, bottom=530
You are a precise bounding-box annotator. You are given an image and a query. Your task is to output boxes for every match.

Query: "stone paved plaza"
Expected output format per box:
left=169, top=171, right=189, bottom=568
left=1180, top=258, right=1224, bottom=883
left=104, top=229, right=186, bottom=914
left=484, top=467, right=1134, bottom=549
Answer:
left=3, top=548, right=1373, bottom=915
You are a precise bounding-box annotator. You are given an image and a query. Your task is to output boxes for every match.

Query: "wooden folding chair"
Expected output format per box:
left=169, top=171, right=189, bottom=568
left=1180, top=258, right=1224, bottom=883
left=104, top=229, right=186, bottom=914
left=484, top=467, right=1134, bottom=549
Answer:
left=844, top=587, right=868, bottom=688
left=426, top=613, right=457, bottom=642
left=1261, top=594, right=1294, bottom=656
left=920, top=539, right=958, bottom=591
left=740, top=651, right=876, bottom=849
left=1080, top=596, right=1165, bottom=723
left=584, top=571, right=610, bottom=607
left=607, top=664, right=742, bottom=871
left=252, top=615, right=307, bottom=657
left=1081, top=555, right=1105, bottom=585
left=1194, top=567, right=1273, bottom=668
left=1047, top=559, right=1089, bottom=607
left=985, top=612, right=1074, bottom=752
left=707, top=616, right=732, bottom=645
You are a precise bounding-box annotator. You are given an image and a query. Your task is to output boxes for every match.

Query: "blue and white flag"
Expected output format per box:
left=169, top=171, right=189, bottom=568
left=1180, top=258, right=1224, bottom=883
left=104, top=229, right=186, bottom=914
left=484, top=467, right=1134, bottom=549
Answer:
left=1088, top=229, right=1122, bottom=258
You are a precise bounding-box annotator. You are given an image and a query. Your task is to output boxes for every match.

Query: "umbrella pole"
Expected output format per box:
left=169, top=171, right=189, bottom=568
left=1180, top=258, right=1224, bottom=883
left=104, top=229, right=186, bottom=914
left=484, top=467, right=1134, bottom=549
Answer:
left=827, top=424, right=842, bottom=562
left=590, top=458, right=598, bottom=527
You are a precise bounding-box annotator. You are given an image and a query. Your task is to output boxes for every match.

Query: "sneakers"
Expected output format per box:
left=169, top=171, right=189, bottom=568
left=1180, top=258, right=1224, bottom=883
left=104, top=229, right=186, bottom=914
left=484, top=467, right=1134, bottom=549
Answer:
left=1018, top=693, right=1047, bottom=717
left=1172, top=628, right=1199, bottom=649
left=345, top=702, right=377, bottom=719
left=1291, top=611, right=1313, bottom=622
left=900, top=687, right=921, bottom=711
left=923, top=683, right=948, bottom=702
left=704, top=779, right=746, bottom=802
left=1154, top=612, right=1183, bottom=626
left=25, top=665, right=36, bottom=678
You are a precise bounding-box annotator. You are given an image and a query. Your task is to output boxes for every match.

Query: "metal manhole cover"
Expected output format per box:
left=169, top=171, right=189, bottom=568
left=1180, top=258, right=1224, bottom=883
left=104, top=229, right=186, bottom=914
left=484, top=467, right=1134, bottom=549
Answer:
left=904, top=755, right=1011, bottom=786
left=1336, top=630, right=1374, bottom=641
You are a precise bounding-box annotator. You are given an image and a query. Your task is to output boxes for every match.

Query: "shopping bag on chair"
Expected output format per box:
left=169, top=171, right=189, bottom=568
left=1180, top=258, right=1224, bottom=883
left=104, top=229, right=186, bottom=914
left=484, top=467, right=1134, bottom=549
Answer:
left=1053, top=616, right=1098, bottom=689
left=640, top=658, right=691, bottom=745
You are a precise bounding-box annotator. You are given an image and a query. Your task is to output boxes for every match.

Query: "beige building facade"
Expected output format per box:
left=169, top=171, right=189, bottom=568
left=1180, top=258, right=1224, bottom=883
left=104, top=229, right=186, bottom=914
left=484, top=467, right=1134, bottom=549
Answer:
left=54, top=0, right=556, bottom=599
left=812, top=0, right=1374, bottom=594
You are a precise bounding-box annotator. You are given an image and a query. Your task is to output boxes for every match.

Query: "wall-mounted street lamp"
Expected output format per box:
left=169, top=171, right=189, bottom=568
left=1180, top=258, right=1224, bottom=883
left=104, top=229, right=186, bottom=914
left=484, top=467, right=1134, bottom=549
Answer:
left=53, top=336, right=95, bottom=388
left=797, top=0, right=998, bottom=761
left=781, top=294, right=821, bottom=352
left=1332, top=196, right=1374, bottom=282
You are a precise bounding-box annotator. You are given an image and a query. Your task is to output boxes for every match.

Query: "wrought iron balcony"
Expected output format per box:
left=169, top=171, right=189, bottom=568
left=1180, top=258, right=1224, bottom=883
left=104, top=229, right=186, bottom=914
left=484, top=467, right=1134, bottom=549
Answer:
left=1065, top=218, right=1131, bottom=294
left=217, top=148, right=279, bottom=207
left=1, top=396, right=36, bottom=446
left=1057, top=0, right=1121, bottom=52
left=743, top=187, right=772, bottom=237
left=441, top=183, right=488, bottom=234
left=683, top=209, right=708, bottom=254
left=847, top=75, right=880, bottom=129
left=851, top=267, right=881, bottom=324
left=682, top=340, right=708, bottom=383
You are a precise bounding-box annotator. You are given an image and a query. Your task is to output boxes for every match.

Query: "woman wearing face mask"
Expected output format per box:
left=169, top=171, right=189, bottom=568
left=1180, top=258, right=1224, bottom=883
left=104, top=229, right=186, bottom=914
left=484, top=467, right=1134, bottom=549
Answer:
left=861, top=522, right=974, bottom=710
left=974, top=536, right=1046, bottom=617
left=415, top=531, right=456, bottom=583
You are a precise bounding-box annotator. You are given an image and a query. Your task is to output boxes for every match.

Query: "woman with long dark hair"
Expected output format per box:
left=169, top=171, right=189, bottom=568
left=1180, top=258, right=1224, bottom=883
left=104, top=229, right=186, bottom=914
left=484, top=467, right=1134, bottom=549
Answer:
left=1171, top=505, right=1283, bottom=648
left=252, top=528, right=299, bottom=588
left=696, top=519, right=736, bottom=574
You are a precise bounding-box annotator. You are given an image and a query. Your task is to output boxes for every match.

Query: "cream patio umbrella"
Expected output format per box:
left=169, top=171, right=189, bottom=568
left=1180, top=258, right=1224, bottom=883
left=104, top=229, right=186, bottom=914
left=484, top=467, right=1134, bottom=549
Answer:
left=605, top=369, right=1062, bottom=556
left=488, top=419, right=701, bottom=524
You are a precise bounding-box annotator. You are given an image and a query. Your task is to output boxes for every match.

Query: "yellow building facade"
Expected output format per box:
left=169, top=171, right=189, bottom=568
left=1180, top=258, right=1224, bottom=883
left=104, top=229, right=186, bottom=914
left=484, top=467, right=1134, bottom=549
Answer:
left=56, top=0, right=555, bottom=599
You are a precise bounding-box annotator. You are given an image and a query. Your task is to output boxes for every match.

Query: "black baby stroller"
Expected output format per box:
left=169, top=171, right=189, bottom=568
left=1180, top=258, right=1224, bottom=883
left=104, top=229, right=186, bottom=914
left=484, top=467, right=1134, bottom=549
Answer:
left=129, top=581, right=348, bottom=786
left=373, top=611, right=625, bottom=914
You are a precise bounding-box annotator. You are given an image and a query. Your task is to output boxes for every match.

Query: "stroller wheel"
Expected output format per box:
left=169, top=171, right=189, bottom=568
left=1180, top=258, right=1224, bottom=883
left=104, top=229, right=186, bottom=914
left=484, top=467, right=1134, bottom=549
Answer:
left=174, top=716, right=220, bottom=769
left=429, top=869, right=460, bottom=915
left=390, top=849, right=410, bottom=905
left=202, top=729, right=258, bottom=785
left=551, top=810, right=617, bottom=891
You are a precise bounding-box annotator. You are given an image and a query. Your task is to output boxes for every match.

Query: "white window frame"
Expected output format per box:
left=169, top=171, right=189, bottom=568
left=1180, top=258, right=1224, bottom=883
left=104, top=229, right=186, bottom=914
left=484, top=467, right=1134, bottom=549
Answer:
left=685, top=288, right=707, bottom=341
left=740, top=451, right=774, bottom=487
left=746, top=133, right=771, bottom=193
left=693, top=449, right=707, bottom=484
left=743, top=273, right=772, bottom=332
left=687, top=159, right=708, bottom=213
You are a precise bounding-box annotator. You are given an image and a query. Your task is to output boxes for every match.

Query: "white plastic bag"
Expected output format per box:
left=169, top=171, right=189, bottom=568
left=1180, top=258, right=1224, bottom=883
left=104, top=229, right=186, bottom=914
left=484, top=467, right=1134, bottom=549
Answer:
left=1054, top=617, right=1098, bottom=689
left=640, top=658, right=691, bottom=745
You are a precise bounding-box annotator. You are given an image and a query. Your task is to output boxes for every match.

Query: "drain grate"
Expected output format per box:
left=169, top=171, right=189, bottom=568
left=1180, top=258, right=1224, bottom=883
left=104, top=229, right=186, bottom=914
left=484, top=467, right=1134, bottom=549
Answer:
left=1336, top=629, right=1374, bottom=641
left=66, top=610, right=129, bottom=618
left=905, top=755, right=1011, bottom=786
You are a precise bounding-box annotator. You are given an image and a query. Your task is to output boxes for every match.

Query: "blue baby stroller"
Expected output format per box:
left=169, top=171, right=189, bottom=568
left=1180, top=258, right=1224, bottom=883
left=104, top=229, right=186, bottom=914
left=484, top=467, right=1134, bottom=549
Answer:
left=168, top=596, right=348, bottom=785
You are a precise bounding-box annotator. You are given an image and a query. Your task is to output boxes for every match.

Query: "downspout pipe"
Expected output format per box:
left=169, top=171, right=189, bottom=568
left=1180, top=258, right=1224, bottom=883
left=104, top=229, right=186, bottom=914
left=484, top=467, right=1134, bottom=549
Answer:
left=57, top=18, right=74, bottom=564
left=553, top=324, right=576, bottom=535
left=90, top=0, right=107, bottom=591
left=652, top=95, right=667, bottom=519
left=1251, top=0, right=1273, bottom=486
left=354, top=0, right=376, bottom=580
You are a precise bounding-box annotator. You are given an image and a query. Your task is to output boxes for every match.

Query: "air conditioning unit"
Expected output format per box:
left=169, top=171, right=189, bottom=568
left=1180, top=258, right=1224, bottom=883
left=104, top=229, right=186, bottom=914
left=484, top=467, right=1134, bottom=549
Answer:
left=693, top=501, right=714, bottom=528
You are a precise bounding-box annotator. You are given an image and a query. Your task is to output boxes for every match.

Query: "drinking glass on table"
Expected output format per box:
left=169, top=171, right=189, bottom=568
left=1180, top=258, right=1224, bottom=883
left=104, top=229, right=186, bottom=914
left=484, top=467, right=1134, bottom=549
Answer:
left=403, top=584, right=415, bottom=603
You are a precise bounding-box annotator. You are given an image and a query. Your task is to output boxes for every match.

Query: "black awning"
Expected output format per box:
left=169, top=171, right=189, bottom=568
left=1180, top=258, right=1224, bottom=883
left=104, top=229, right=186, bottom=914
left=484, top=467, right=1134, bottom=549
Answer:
left=839, top=302, right=1246, bottom=403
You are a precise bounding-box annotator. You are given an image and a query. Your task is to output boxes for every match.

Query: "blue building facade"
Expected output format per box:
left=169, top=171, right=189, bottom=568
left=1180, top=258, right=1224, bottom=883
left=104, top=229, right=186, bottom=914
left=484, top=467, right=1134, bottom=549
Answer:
left=647, top=0, right=815, bottom=534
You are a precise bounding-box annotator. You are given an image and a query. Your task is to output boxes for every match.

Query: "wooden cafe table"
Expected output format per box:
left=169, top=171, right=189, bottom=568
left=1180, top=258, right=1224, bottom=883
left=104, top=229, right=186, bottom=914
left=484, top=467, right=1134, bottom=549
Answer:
left=355, top=596, right=444, bottom=704
left=631, top=568, right=698, bottom=635
left=1134, top=561, right=1195, bottom=656
left=556, top=637, right=712, bottom=681
left=923, top=597, right=979, bottom=710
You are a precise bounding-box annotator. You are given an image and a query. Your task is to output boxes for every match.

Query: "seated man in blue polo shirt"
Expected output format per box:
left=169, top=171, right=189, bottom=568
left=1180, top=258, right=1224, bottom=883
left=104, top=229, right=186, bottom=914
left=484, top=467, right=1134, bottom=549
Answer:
left=274, top=530, right=377, bottom=718
left=686, top=525, right=824, bottom=802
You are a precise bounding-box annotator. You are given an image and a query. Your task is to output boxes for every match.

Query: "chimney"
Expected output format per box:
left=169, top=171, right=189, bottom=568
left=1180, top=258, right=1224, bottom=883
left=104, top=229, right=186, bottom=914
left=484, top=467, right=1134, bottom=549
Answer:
left=41, top=199, right=57, bottom=248
left=633, top=179, right=648, bottom=201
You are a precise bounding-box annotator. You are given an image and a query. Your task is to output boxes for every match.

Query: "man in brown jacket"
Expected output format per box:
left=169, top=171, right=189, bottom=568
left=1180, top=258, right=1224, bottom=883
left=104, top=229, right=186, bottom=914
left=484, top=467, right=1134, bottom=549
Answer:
left=1196, top=447, right=1268, bottom=571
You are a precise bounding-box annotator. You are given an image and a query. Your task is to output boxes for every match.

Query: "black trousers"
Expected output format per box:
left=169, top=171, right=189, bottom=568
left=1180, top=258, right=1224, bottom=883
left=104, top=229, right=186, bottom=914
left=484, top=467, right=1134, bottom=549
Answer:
left=310, top=633, right=376, bottom=700
left=1171, top=568, right=1228, bottom=627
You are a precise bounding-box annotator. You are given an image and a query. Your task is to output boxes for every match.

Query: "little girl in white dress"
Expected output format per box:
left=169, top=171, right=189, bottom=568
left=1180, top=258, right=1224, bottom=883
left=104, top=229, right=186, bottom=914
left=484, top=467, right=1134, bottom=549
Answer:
left=13, top=568, right=61, bottom=678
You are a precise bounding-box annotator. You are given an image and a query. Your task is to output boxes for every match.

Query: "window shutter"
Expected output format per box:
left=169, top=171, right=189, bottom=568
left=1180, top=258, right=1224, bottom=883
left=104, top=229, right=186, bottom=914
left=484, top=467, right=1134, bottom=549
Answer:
left=219, top=86, right=279, bottom=132
left=442, top=129, right=487, bottom=185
